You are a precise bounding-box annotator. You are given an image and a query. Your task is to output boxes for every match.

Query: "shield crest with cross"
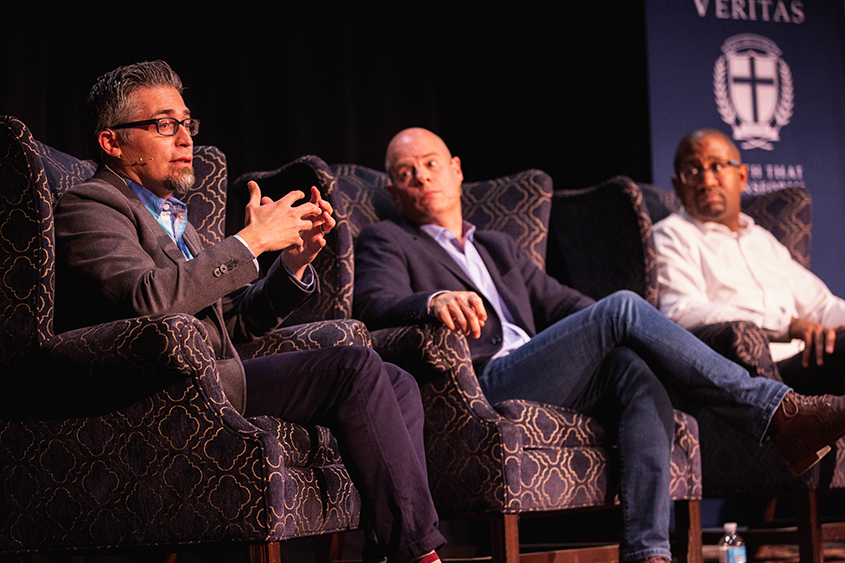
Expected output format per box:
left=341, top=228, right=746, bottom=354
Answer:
left=714, top=34, right=793, bottom=151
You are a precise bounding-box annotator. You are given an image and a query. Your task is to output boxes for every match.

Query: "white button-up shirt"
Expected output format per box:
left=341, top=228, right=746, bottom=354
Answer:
left=654, top=209, right=845, bottom=361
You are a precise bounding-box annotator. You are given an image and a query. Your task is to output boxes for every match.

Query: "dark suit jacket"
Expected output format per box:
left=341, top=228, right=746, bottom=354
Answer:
left=353, top=219, right=594, bottom=373
left=54, top=168, right=316, bottom=413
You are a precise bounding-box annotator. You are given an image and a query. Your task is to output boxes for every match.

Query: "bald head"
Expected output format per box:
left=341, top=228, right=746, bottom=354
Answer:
left=385, top=128, right=453, bottom=176
left=383, top=127, right=464, bottom=234
left=671, top=128, right=748, bottom=231
left=674, top=128, right=740, bottom=176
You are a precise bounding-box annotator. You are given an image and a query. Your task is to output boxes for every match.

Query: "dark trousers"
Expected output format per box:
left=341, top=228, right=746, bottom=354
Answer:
left=242, top=345, right=444, bottom=563
left=778, top=331, right=845, bottom=395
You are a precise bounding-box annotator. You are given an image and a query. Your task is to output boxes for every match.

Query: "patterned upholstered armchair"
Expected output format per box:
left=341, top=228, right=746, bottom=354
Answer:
left=331, top=164, right=703, bottom=563
left=547, top=175, right=844, bottom=563
left=0, top=116, right=363, bottom=562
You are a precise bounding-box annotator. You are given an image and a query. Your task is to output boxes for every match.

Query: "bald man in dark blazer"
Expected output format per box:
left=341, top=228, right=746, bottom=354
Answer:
left=353, top=127, right=845, bottom=563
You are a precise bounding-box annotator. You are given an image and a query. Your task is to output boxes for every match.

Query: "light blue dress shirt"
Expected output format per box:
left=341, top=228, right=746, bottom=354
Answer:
left=127, top=179, right=193, bottom=259
left=421, top=222, right=531, bottom=359
left=126, top=179, right=314, bottom=288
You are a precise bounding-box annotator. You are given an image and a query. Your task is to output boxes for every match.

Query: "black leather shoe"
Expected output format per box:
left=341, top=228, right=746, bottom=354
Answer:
left=770, top=391, right=845, bottom=475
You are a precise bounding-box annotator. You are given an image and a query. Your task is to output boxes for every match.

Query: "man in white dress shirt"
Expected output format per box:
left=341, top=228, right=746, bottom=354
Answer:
left=654, top=128, right=845, bottom=393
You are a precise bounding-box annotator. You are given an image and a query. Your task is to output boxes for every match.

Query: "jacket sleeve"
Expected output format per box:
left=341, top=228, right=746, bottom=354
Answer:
left=54, top=176, right=314, bottom=337
left=353, top=224, right=433, bottom=329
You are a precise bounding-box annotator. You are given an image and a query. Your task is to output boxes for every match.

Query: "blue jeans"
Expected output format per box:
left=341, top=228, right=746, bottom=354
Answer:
left=479, top=290, right=789, bottom=562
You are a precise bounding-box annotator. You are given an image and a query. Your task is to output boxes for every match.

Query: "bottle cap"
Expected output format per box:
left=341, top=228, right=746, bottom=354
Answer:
left=724, top=522, right=738, bottom=534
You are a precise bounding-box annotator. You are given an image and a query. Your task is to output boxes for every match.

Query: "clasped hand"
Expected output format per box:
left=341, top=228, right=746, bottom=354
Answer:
left=238, top=181, right=336, bottom=278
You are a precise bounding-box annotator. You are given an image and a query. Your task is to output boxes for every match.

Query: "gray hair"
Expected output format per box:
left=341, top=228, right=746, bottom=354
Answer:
left=85, top=60, right=183, bottom=158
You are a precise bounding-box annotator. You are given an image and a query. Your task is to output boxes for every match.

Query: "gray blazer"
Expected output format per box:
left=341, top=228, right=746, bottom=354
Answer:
left=54, top=168, right=316, bottom=412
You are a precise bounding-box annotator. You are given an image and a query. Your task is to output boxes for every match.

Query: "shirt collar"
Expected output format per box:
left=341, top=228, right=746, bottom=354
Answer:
left=125, top=178, right=188, bottom=218
left=420, top=221, right=476, bottom=246
left=679, top=207, right=755, bottom=236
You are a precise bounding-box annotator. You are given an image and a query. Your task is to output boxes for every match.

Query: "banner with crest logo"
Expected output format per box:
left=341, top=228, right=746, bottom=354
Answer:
left=645, top=0, right=845, bottom=294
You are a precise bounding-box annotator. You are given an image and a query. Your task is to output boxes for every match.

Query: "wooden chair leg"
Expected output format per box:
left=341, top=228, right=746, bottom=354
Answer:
left=490, top=513, right=520, bottom=563
left=315, top=533, right=346, bottom=563
left=674, top=499, right=703, bottom=563
left=797, top=488, right=823, bottom=563
left=249, top=542, right=282, bottom=563
left=762, top=496, right=778, bottom=523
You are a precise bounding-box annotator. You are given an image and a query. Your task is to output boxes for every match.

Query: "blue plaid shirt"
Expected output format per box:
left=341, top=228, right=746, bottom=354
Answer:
left=127, top=179, right=193, bottom=260
left=126, top=179, right=315, bottom=288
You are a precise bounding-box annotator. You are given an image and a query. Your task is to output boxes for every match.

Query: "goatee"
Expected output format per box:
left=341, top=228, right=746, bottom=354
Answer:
left=164, top=168, right=195, bottom=198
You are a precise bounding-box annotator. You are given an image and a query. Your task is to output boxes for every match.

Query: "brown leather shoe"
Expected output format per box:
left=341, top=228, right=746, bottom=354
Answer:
left=770, top=391, right=845, bottom=475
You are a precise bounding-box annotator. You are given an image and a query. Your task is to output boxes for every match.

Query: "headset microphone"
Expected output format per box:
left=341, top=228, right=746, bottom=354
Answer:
left=118, top=155, right=154, bottom=164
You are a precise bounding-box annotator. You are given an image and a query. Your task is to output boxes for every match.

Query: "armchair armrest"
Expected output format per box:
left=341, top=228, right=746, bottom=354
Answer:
left=690, top=320, right=782, bottom=382
left=6, top=313, right=241, bottom=420
left=0, top=313, right=306, bottom=550
left=370, top=321, right=500, bottom=421
left=370, top=322, right=524, bottom=514
left=675, top=321, right=817, bottom=493
left=235, top=319, right=372, bottom=359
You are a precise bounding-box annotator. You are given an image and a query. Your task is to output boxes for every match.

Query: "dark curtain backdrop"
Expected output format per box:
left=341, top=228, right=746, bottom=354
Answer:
left=2, top=5, right=652, bottom=194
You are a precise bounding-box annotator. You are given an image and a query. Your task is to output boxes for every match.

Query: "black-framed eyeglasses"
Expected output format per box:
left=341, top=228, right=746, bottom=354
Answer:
left=110, top=117, right=200, bottom=137
left=678, top=159, right=740, bottom=186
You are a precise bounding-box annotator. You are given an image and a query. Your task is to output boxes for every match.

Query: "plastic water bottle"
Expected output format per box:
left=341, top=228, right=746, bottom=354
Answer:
left=718, top=522, right=747, bottom=563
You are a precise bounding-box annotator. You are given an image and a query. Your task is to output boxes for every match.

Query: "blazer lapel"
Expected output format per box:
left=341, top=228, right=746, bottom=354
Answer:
left=98, top=169, right=194, bottom=266
left=403, top=221, right=534, bottom=333
left=472, top=235, right=533, bottom=333
left=404, top=222, right=479, bottom=290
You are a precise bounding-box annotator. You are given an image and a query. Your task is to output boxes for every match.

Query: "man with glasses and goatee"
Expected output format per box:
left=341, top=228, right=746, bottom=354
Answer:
left=655, top=128, right=845, bottom=394
left=53, top=60, right=445, bottom=563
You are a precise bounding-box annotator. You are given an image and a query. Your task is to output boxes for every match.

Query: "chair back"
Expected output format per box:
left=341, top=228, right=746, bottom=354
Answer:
left=0, top=117, right=96, bottom=364
left=639, top=182, right=812, bottom=267
left=548, top=176, right=659, bottom=305
left=742, top=187, right=812, bottom=268
left=0, top=116, right=228, bottom=364
left=548, top=176, right=813, bottom=307
left=331, top=163, right=554, bottom=271
left=229, top=156, right=355, bottom=324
